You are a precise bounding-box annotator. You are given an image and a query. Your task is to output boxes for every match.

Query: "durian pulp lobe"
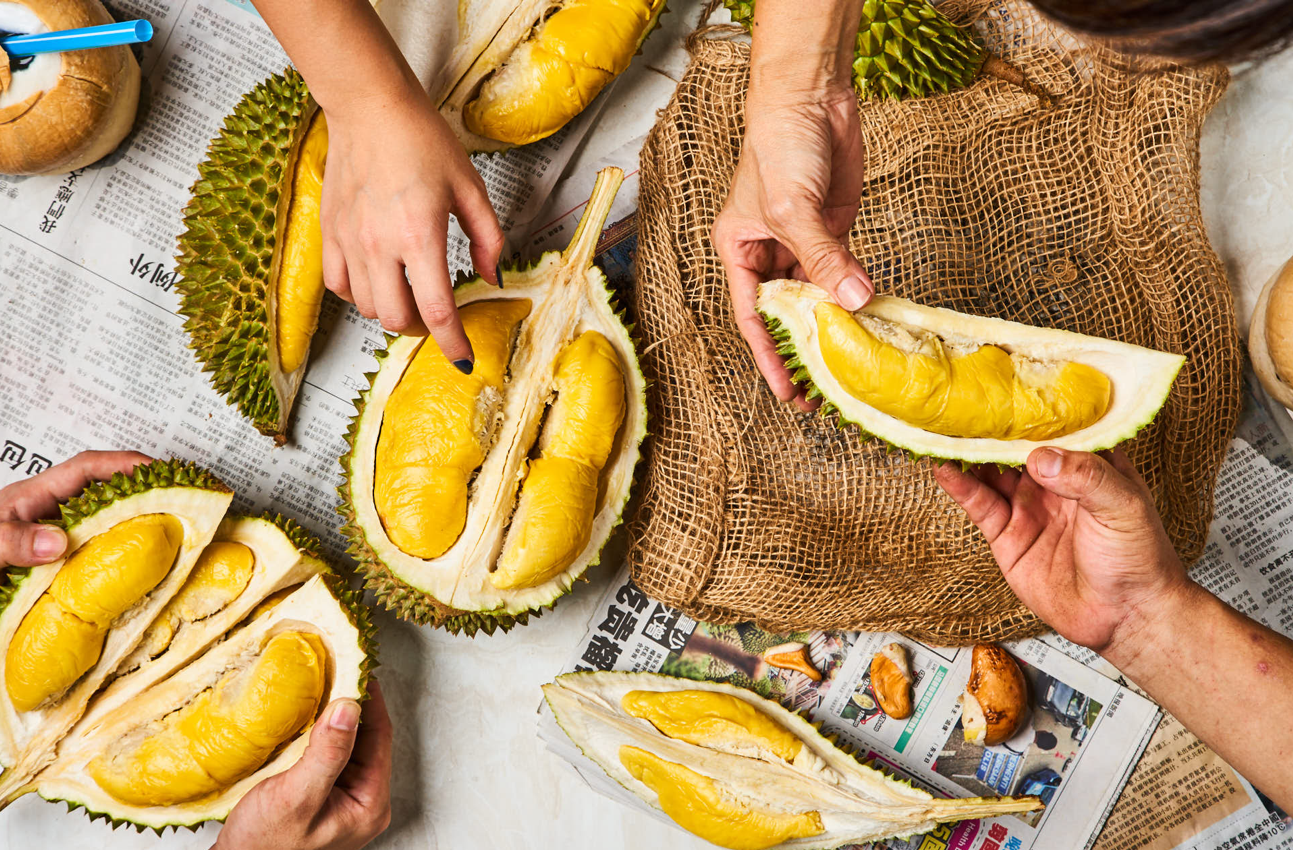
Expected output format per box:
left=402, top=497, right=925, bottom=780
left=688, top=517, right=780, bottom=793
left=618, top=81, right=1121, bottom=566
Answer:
left=276, top=111, right=330, bottom=375
left=4, top=514, right=184, bottom=712
left=491, top=331, right=626, bottom=590
left=620, top=690, right=803, bottom=763
left=815, top=302, right=1112, bottom=440
left=88, top=631, right=327, bottom=807
left=618, top=746, right=824, bottom=850
left=140, top=541, right=256, bottom=659
left=463, top=0, right=663, bottom=145
left=375, top=298, right=533, bottom=559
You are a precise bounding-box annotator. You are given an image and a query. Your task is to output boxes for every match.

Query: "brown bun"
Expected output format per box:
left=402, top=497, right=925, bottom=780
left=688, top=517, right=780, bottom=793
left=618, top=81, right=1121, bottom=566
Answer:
left=961, top=644, right=1028, bottom=746
left=1251, top=256, right=1293, bottom=411
left=0, top=0, right=140, bottom=175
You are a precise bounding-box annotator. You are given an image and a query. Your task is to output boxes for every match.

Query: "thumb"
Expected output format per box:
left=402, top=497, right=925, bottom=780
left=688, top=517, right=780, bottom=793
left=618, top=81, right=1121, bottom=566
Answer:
left=1027, top=448, right=1146, bottom=523
left=284, top=699, right=361, bottom=807
left=779, top=210, right=872, bottom=312
left=0, top=522, right=67, bottom=567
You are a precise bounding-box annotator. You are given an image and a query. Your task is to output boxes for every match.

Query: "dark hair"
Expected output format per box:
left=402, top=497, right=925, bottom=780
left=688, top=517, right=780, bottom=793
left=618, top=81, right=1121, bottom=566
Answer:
left=1029, top=0, right=1293, bottom=62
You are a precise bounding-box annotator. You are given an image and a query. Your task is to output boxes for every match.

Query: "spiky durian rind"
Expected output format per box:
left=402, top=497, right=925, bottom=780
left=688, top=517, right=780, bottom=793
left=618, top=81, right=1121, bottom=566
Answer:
left=54, top=458, right=231, bottom=533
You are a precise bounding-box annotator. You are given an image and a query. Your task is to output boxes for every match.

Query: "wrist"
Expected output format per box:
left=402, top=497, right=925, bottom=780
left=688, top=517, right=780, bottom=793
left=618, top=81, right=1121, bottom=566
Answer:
left=1102, top=576, right=1210, bottom=675
left=748, top=0, right=861, bottom=97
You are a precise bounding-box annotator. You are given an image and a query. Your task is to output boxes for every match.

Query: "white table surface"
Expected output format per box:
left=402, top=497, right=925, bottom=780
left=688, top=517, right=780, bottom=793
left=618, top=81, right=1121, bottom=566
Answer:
left=5, top=6, right=1293, bottom=849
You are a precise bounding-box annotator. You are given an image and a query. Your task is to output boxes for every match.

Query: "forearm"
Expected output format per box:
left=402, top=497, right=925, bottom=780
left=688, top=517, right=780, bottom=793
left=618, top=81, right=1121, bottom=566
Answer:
left=749, top=0, right=862, bottom=97
left=1106, top=581, right=1293, bottom=809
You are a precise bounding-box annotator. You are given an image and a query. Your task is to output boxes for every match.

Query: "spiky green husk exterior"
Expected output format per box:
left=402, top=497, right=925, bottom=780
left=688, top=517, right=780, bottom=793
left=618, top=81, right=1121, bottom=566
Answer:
left=723, top=0, right=986, bottom=100
left=174, top=69, right=310, bottom=440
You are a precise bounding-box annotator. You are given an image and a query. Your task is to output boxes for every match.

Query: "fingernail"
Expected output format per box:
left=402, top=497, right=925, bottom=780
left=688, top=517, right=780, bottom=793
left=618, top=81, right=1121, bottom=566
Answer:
left=836, top=276, right=870, bottom=312
left=1035, top=448, right=1063, bottom=478
left=32, top=527, right=65, bottom=559
left=328, top=700, right=360, bottom=732
left=453, top=359, right=474, bottom=375
left=494, top=264, right=504, bottom=288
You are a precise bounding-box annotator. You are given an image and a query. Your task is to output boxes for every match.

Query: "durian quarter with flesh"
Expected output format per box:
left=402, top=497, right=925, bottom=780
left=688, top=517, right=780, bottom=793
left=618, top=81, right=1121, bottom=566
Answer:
left=176, top=69, right=329, bottom=443
left=0, top=460, right=232, bottom=802
left=545, top=672, right=1042, bottom=849
left=339, top=167, right=646, bottom=635
left=759, top=280, right=1185, bottom=466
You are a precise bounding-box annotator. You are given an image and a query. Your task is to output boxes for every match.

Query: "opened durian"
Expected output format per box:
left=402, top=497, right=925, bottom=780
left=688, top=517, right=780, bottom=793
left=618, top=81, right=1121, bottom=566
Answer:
left=0, top=459, right=375, bottom=829
left=545, top=672, right=1041, bottom=849
left=759, top=280, right=1184, bottom=465
left=340, top=167, right=646, bottom=635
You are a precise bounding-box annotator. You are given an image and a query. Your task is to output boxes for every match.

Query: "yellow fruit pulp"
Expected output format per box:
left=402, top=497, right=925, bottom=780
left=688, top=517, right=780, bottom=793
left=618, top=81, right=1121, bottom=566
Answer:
left=464, top=0, right=664, bottom=145
left=139, top=541, right=256, bottom=659
left=816, top=302, right=1112, bottom=440
left=492, top=331, right=625, bottom=589
left=276, top=110, right=329, bottom=375
left=376, top=299, right=533, bottom=558
left=621, top=690, right=803, bottom=763
left=89, top=631, right=327, bottom=806
left=619, top=746, right=824, bottom=850
left=5, top=514, right=183, bottom=713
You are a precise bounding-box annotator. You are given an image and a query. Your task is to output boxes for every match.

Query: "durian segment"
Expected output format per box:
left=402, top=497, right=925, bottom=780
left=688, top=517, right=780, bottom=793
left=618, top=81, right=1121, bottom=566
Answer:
left=815, top=302, right=1112, bottom=441
left=87, top=631, right=326, bottom=807
left=34, top=575, right=370, bottom=829
left=619, top=745, right=825, bottom=850
left=544, top=672, right=1042, bottom=849
left=5, top=514, right=184, bottom=712
left=136, top=541, right=256, bottom=660
left=621, top=689, right=803, bottom=763
left=462, top=0, right=668, bottom=146
left=275, top=111, right=330, bottom=375
left=0, top=461, right=232, bottom=804
left=375, top=299, right=533, bottom=559
left=759, top=281, right=1186, bottom=466
left=493, top=330, right=626, bottom=589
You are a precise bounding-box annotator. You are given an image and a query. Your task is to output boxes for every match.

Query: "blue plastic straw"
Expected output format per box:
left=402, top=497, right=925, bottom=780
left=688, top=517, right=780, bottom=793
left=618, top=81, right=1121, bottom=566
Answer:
left=1, top=20, right=152, bottom=57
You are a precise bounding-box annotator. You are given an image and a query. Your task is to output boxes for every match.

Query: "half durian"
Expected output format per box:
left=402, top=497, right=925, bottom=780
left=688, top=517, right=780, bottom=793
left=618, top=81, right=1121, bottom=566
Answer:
left=0, top=459, right=376, bottom=829
left=545, top=672, right=1042, bottom=850
left=759, top=280, right=1185, bottom=465
left=339, top=167, right=646, bottom=635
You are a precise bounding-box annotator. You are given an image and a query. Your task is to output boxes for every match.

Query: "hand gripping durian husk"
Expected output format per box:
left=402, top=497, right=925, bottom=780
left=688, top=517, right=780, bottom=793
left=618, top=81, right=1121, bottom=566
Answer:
left=0, top=459, right=376, bottom=830
left=546, top=672, right=1041, bottom=849
left=627, top=0, right=1239, bottom=640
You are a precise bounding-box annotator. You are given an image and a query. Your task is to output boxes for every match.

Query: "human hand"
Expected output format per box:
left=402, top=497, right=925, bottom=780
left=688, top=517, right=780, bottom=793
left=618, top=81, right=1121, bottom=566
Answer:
left=934, top=448, right=1193, bottom=659
left=0, top=450, right=152, bottom=568
left=321, top=86, right=503, bottom=372
left=215, top=679, right=393, bottom=850
left=713, top=74, right=871, bottom=410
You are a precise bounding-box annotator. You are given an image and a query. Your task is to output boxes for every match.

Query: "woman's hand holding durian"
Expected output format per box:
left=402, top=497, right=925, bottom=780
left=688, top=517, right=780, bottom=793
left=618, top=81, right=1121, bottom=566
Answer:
left=713, top=0, right=873, bottom=409
left=252, top=0, right=503, bottom=372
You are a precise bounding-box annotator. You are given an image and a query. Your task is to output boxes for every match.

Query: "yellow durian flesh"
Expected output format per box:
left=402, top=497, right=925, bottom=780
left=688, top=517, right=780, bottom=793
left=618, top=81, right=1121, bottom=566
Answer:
left=621, top=689, right=803, bottom=764
left=463, top=0, right=664, bottom=146
left=4, top=514, right=184, bottom=712
left=619, top=746, right=825, bottom=850
left=275, top=110, right=329, bottom=375
left=815, top=302, right=1111, bottom=441
left=375, top=298, right=533, bottom=559
left=88, top=631, right=327, bottom=807
left=139, top=541, right=256, bottom=659
left=492, top=330, right=626, bottom=590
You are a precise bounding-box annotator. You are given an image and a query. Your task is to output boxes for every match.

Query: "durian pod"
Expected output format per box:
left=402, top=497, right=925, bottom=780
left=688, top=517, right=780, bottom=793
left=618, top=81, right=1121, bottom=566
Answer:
left=758, top=280, right=1185, bottom=466
left=30, top=574, right=372, bottom=830
left=545, top=672, right=1042, bottom=849
left=339, top=167, right=647, bottom=635
left=0, top=460, right=233, bottom=802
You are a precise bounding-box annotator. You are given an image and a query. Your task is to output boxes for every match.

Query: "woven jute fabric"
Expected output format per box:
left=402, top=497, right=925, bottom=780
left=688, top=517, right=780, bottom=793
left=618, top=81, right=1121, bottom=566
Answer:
left=625, top=0, right=1241, bottom=643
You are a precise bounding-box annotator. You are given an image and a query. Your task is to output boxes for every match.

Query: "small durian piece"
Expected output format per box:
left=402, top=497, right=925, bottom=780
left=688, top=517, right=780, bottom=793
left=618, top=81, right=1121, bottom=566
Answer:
left=137, top=541, right=256, bottom=659
left=761, top=642, right=821, bottom=682
left=962, top=644, right=1028, bottom=746
left=869, top=642, right=913, bottom=719
left=621, top=689, right=803, bottom=763
left=275, top=111, right=329, bottom=375
left=1249, top=256, right=1293, bottom=410
left=492, top=330, right=626, bottom=589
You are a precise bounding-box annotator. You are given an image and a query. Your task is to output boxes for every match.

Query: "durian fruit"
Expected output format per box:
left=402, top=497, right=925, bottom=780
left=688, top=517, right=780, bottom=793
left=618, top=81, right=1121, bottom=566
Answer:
left=759, top=280, right=1184, bottom=466
left=175, top=70, right=327, bottom=443
left=545, top=672, right=1042, bottom=850
left=0, top=461, right=376, bottom=829
left=340, top=166, right=646, bottom=635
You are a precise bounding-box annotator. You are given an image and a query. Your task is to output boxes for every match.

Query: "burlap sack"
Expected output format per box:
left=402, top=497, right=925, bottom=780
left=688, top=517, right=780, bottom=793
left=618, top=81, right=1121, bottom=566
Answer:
left=626, top=0, right=1241, bottom=643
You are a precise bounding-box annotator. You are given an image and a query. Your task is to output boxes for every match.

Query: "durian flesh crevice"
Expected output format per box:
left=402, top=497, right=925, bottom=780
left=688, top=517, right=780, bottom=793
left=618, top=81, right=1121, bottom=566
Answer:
left=758, top=281, right=1186, bottom=466
left=546, top=673, right=1043, bottom=850
left=341, top=167, right=648, bottom=633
